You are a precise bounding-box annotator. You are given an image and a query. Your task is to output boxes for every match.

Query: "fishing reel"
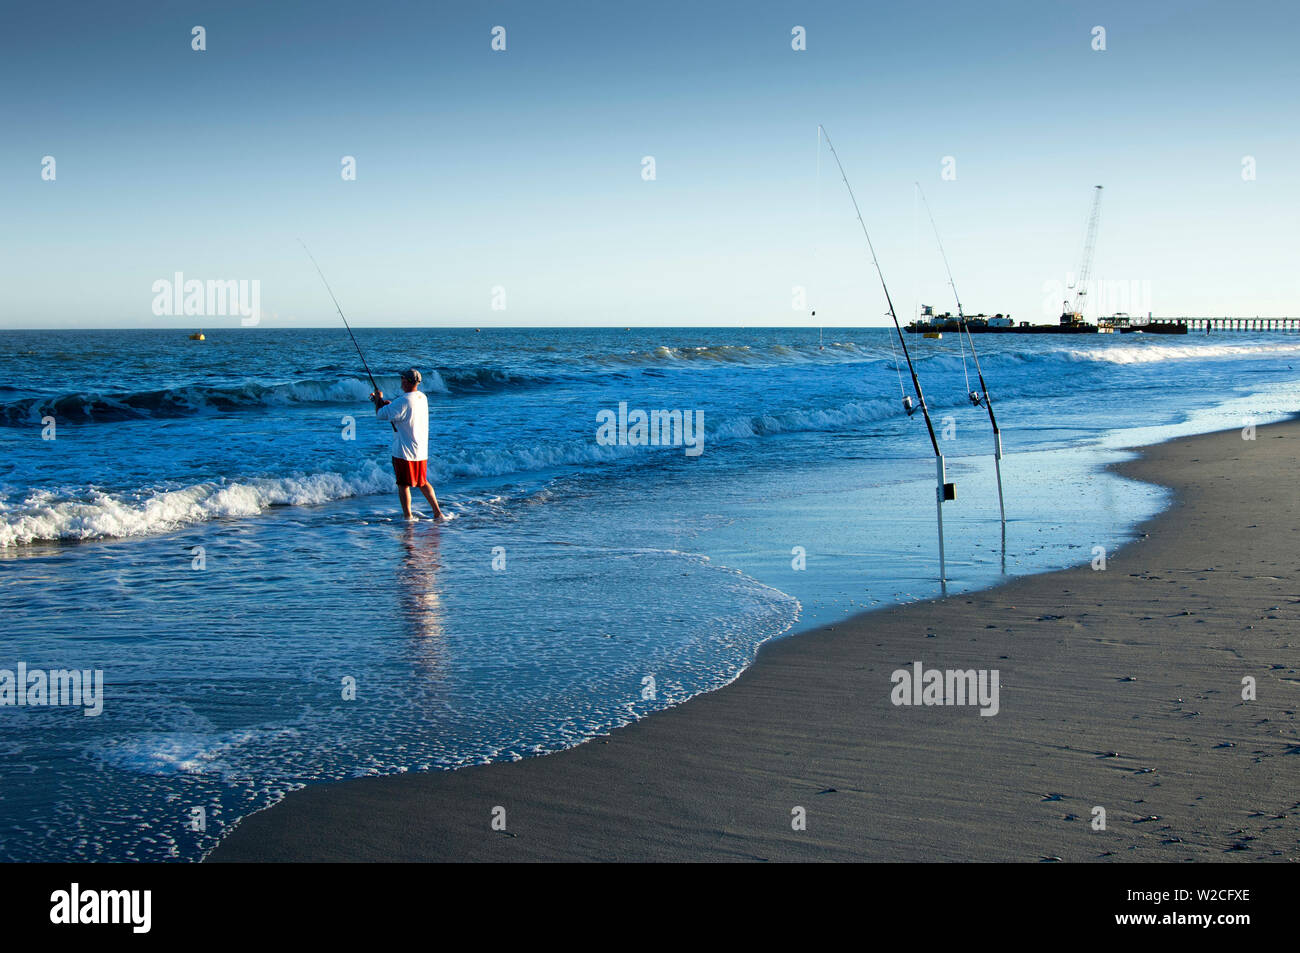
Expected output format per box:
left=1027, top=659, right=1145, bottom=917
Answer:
left=968, top=390, right=984, bottom=407
left=902, top=395, right=917, bottom=417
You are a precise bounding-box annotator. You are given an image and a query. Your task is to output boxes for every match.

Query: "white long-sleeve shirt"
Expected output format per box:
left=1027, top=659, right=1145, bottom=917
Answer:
left=375, top=389, right=429, bottom=461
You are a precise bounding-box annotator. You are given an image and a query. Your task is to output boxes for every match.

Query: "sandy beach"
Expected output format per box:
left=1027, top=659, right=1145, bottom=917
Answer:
left=209, top=419, right=1300, bottom=862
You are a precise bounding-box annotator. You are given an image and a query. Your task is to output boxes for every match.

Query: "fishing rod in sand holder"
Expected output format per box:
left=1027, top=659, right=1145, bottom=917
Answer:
left=915, top=185, right=1007, bottom=530
left=299, top=239, right=394, bottom=431
left=819, top=126, right=954, bottom=586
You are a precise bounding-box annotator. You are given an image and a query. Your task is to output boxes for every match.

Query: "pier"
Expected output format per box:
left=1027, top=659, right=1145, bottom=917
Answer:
left=1179, top=317, right=1300, bottom=331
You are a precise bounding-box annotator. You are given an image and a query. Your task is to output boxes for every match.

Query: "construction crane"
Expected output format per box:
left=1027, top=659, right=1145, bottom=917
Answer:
left=1061, top=185, right=1103, bottom=326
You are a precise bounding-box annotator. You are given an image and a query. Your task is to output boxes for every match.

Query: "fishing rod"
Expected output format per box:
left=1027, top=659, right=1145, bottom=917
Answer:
left=299, top=239, right=394, bottom=430
left=819, top=126, right=953, bottom=586
left=914, top=185, right=1007, bottom=528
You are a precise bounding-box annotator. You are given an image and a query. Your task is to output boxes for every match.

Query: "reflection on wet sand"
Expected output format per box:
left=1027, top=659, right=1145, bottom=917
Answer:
left=399, top=522, right=446, bottom=675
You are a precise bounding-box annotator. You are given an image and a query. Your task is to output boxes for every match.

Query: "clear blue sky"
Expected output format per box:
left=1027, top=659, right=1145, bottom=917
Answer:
left=2, top=0, right=1296, bottom=328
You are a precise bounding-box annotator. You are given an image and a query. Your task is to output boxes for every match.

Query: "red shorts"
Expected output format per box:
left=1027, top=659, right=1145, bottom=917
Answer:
left=391, top=457, right=428, bottom=488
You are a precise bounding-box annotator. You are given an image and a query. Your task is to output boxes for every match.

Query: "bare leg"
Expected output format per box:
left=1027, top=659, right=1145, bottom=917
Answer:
left=417, top=482, right=445, bottom=519
left=397, top=485, right=414, bottom=519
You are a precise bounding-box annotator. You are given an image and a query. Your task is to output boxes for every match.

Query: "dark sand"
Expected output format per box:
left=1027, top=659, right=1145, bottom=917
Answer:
left=210, top=421, right=1300, bottom=862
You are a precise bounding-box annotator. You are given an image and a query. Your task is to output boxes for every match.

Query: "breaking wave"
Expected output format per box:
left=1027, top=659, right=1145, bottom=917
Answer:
left=1051, top=341, right=1300, bottom=365
left=0, top=377, right=394, bottom=425
left=0, top=466, right=394, bottom=547
left=0, top=365, right=580, bottom=425
left=565, top=337, right=1300, bottom=371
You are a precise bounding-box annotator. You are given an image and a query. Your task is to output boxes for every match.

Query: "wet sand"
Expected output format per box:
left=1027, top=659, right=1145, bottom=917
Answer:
left=209, top=420, right=1300, bottom=862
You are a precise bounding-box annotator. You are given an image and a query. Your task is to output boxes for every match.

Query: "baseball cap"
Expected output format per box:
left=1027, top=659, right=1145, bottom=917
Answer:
left=400, top=367, right=422, bottom=385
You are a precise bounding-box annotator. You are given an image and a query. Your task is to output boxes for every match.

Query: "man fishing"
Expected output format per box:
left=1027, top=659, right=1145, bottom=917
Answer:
left=370, top=368, right=446, bottom=521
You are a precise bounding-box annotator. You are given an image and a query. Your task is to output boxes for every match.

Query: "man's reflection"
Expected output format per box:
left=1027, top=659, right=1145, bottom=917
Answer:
left=399, top=521, right=445, bottom=675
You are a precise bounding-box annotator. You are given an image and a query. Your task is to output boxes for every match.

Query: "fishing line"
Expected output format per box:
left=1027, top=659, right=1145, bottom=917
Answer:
left=887, top=318, right=906, bottom=400
left=912, top=181, right=925, bottom=362
left=913, top=185, right=1007, bottom=527
left=920, top=184, right=972, bottom=392
left=299, top=239, right=395, bottom=431
left=299, top=239, right=381, bottom=395
left=815, top=124, right=821, bottom=328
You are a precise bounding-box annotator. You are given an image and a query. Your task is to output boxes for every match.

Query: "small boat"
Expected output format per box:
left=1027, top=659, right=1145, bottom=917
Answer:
left=189, top=331, right=205, bottom=341
left=923, top=331, right=942, bottom=339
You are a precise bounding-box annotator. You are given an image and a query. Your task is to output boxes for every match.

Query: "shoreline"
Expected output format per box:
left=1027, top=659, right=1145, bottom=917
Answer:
left=209, top=419, right=1300, bottom=862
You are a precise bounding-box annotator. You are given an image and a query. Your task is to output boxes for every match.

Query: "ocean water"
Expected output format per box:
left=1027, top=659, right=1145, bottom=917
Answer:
left=2, top=326, right=1298, bottom=861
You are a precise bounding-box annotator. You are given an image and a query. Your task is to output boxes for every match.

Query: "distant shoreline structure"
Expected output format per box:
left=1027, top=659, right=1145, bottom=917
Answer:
left=906, top=307, right=1300, bottom=335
